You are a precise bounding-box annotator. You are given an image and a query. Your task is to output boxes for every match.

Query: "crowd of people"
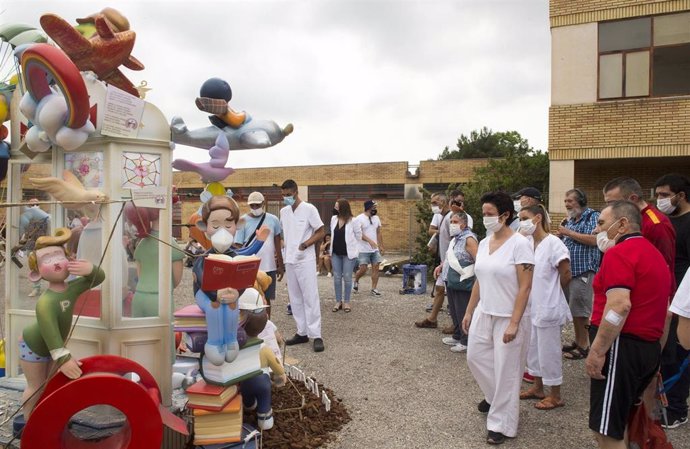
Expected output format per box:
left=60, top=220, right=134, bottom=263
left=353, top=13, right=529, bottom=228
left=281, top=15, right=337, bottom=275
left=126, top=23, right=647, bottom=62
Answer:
left=412, top=174, right=690, bottom=447
left=181, top=173, right=689, bottom=447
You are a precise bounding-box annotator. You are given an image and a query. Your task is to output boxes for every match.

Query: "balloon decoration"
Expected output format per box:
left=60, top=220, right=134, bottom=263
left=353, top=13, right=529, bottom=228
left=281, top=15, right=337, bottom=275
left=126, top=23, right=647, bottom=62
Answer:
left=39, top=12, right=144, bottom=97
left=19, top=43, right=94, bottom=152
left=170, top=77, right=293, bottom=150
left=172, top=132, right=235, bottom=183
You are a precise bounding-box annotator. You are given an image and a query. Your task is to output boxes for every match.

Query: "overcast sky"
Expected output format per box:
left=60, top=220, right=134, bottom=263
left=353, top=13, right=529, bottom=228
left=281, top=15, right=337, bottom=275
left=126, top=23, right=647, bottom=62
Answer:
left=3, top=0, right=551, bottom=169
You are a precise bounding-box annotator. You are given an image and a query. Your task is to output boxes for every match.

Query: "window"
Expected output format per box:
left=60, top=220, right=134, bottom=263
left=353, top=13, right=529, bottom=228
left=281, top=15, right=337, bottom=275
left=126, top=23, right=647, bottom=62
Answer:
left=598, top=12, right=690, bottom=99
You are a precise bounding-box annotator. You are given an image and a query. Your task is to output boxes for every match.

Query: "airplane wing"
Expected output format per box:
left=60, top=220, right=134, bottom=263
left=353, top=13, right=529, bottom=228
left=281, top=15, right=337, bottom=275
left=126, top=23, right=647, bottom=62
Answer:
left=101, top=68, right=140, bottom=97
left=239, top=130, right=272, bottom=148
left=40, top=14, right=91, bottom=55
left=123, top=54, right=145, bottom=71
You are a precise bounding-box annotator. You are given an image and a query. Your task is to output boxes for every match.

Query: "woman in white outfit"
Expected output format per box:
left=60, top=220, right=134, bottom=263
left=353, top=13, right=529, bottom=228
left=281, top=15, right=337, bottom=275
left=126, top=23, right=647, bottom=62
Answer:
left=462, top=191, right=534, bottom=445
left=330, top=199, right=361, bottom=312
left=517, top=204, right=572, bottom=410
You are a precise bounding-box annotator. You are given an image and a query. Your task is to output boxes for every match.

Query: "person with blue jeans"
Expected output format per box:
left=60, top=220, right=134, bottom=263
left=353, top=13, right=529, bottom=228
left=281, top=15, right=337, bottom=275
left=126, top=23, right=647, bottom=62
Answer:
left=330, top=199, right=361, bottom=312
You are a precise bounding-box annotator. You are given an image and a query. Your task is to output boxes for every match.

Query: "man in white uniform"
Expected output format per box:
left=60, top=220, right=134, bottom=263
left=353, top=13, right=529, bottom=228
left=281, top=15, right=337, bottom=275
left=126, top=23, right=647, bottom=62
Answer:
left=353, top=200, right=384, bottom=296
left=279, top=179, right=326, bottom=352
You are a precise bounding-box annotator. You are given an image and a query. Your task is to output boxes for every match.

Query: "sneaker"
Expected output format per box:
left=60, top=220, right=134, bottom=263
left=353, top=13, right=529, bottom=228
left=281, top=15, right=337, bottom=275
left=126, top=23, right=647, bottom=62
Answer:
left=287, top=304, right=292, bottom=315
left=522, top=372, right=535, bottom=383
left=662, top=415, right=688, bottom=429
left=425, top=303, right=433, bottom=312
left=478, top=399, right=491, bottom=413
left=327, top=272, right=332, bottom=278
left=285, top=334, right=309, bottom=346
left=371, top=289, right=381, bottom=297
left=450, top=344, right=467, bottom=353
left=442, top=337, right=463, bottom=346
left=353, top=281, right=359, bottom=293
left=313, top=338, right=325, bottom=352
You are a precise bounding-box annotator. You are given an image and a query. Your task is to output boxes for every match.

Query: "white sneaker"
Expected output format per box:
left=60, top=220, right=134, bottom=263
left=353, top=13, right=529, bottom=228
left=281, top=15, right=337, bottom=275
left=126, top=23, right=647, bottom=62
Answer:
left=450, top=343, right=467, bottom=353
left=442, top=337, right=463, bottom=346
left=371, top=289, right=382, bottom=297
left=327, top=272, right=332, bottom=278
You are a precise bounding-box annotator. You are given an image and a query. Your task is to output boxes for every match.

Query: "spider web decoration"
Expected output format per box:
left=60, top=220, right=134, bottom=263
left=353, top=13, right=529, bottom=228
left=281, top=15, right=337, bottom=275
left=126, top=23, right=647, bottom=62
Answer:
left=122, top=152, right=161, bottom=188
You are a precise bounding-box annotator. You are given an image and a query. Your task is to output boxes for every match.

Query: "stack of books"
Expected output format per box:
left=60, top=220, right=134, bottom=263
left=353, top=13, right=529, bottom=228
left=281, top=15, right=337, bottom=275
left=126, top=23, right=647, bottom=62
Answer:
left=200, top=338, right=263, bottom=387
left=187, top=380, right=243, bottom=446
left=174, top=304, right=207, bottom=333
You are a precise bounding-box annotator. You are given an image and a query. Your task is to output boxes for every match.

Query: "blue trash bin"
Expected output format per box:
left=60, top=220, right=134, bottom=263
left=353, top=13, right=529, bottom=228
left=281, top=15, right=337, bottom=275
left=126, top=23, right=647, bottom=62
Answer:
left=400, top=264, right=426, bottom=295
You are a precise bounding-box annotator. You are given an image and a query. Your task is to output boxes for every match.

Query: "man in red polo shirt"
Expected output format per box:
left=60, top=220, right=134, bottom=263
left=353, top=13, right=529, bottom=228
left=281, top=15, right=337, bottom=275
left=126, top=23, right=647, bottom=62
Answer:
left=586, top=201, right=671, bottom=449
left=603, top=177, right=676, bottom=290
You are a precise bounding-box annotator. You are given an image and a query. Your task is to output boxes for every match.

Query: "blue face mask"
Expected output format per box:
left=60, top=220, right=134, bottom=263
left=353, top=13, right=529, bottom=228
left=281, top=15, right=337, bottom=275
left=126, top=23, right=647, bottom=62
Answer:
left=283, top=195, right=295, bottom=206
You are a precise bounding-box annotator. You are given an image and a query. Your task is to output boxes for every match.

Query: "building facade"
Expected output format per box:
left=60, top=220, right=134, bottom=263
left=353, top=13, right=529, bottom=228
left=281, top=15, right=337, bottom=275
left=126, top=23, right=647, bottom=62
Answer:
left=549, top=0, right=690, bottom=214
left=174, top=159, right=487, bottom=253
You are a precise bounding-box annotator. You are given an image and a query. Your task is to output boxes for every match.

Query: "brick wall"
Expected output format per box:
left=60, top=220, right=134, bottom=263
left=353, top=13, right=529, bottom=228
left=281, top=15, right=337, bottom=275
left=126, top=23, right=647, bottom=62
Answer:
left=573, top=157, right=690, bottom=211
left=550, top=0, right=690, bottom=27
left=549, top=98, right=690, bottom=160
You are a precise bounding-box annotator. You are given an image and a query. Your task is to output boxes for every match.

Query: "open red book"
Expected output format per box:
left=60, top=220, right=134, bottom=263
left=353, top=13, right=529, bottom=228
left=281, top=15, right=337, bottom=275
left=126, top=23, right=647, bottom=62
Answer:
left=201, top=254, right=261, bottom=291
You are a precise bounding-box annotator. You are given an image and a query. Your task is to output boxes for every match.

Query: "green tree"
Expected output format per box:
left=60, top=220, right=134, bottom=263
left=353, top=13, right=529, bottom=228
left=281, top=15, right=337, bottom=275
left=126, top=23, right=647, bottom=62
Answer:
left=438, top=127, right=533, bottom=160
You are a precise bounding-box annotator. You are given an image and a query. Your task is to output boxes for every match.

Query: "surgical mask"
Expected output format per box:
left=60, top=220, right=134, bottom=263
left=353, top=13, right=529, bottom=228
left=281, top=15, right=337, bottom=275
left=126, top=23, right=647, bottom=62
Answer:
left=211, top=228, right=234, bottom=253
left=332, top=208, right=339, bottom=216
left=596, top=218, right=622, bottom=253
left=370, top=209, right=378, bottom=216
left=519, top=219, right=537, bottom=235
left=513, top=201, right=522, bottom=212
left=250, top=207, right=264, bottom=217
left=283, top=195, right=295, bottom=206
left=431, top=205, right=441, bottom=215
left=449, top=223, right=462, bottom=236
left=483, top=216, right=503, bottom=233
left=657, top=196, right=677, bottom=215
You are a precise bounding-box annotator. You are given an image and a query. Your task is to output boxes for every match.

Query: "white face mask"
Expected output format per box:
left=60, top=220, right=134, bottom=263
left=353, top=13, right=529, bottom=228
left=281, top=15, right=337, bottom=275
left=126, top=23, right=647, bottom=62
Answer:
left=210, top=227, right=234, bottom=253
left=250, top=207, right=264, bottom=217
left=596, top=218, right=622, bottom=253
left=483, top=216, right=503, bottom=233
left=657, top=196, right=677, bottom=215
left=449, top=223, right=462, bottom=236
left=513, top=201, right=522, bottom=212
left=519, top=219, right=537, bottom=235
left=431, top=205, right=441, bottom=215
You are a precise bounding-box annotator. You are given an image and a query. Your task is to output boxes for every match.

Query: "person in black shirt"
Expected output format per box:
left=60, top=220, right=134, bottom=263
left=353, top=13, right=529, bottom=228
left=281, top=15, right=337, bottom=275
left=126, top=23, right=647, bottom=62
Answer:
left=655, top=173, right=690, bottom=428
left=329, top=199, right=361, bottom=312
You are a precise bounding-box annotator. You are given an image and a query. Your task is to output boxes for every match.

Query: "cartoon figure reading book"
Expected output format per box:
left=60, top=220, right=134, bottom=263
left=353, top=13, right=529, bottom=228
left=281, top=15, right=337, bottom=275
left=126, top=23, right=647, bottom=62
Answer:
left=20, top=228, right=106, bottom=419
left=192, top=195, right=269, bottom=365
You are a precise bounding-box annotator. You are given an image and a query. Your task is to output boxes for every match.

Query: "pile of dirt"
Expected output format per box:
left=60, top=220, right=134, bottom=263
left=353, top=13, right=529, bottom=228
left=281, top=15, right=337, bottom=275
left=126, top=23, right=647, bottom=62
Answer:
left=242, top=378, right=351, bottom=449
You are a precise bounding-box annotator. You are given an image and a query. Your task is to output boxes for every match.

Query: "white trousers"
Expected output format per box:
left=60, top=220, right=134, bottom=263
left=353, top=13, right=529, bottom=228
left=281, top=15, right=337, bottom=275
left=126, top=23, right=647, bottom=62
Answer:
left=467, top=310, right=530, bottom=438
left=526, top=324, right=563, bottom=386
left=286, top=261, right=321, bottom=339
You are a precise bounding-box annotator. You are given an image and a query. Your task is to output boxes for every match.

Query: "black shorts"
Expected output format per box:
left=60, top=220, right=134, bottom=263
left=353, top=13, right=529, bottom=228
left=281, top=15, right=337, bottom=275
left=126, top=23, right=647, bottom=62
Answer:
left=588, top=327, right=660, bottom=440
left=264, top=271, right=277, bottom=301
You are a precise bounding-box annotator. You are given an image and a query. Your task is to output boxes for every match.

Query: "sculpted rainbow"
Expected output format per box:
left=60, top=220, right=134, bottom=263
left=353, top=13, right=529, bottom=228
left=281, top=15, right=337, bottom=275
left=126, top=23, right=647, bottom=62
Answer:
left=21, top=43, right=89, bottom=129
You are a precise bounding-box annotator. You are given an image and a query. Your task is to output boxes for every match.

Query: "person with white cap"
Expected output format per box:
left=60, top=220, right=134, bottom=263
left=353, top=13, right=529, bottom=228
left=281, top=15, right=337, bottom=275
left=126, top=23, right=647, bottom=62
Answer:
left=235, top=191, right=284, bottom=317
left=353, top=199, right=384, bottom=296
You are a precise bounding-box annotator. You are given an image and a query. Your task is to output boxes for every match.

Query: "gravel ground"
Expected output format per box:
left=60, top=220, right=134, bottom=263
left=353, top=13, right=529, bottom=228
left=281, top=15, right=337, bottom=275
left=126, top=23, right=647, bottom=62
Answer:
left=2, top=260, right=689, bottom=449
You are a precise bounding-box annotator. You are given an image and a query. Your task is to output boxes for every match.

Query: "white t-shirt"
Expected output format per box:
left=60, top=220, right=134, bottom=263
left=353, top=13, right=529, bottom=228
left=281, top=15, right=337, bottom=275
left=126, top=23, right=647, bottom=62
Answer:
left=529, top=234, right=572, bottom=327
left=430, top=213, right=442, bottom=229
left=280, top=201, right=324, bottom=264
left=354, top=213, right=381, bottom=253
left=475, top=232, right=535, bottom=317
left=257, top=320, right=282, bottom=362
left=670, top=268, right=690, bottom=318
left=235, top=212, right=281, bottom=272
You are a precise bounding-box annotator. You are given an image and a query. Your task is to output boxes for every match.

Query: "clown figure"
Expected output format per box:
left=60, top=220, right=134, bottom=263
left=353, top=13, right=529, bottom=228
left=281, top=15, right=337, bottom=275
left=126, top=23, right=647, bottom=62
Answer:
left=192, top=196, right=269, bottom=365
left=20, top=228, right=106, bottom=419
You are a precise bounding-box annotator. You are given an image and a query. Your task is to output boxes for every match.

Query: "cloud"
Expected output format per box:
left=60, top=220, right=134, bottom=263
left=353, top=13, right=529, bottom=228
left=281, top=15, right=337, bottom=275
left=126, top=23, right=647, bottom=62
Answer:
left=2, top=0, right=551, bottom=169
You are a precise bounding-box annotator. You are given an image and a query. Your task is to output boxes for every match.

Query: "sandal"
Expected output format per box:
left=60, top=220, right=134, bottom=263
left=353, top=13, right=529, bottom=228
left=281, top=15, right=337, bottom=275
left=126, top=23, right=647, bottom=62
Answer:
left=562, top=341, right=577, bottom=352
left=414, top=318, right=438, bottom=329
left=563, top=346, right=589, bottom=360
left=534, top=397, right=565, bottom=410
left=519, top=388, right=545, bottom=400
left=332, top=303, right=342, bottom=312
left=344, top=304, right=351, bottom=313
